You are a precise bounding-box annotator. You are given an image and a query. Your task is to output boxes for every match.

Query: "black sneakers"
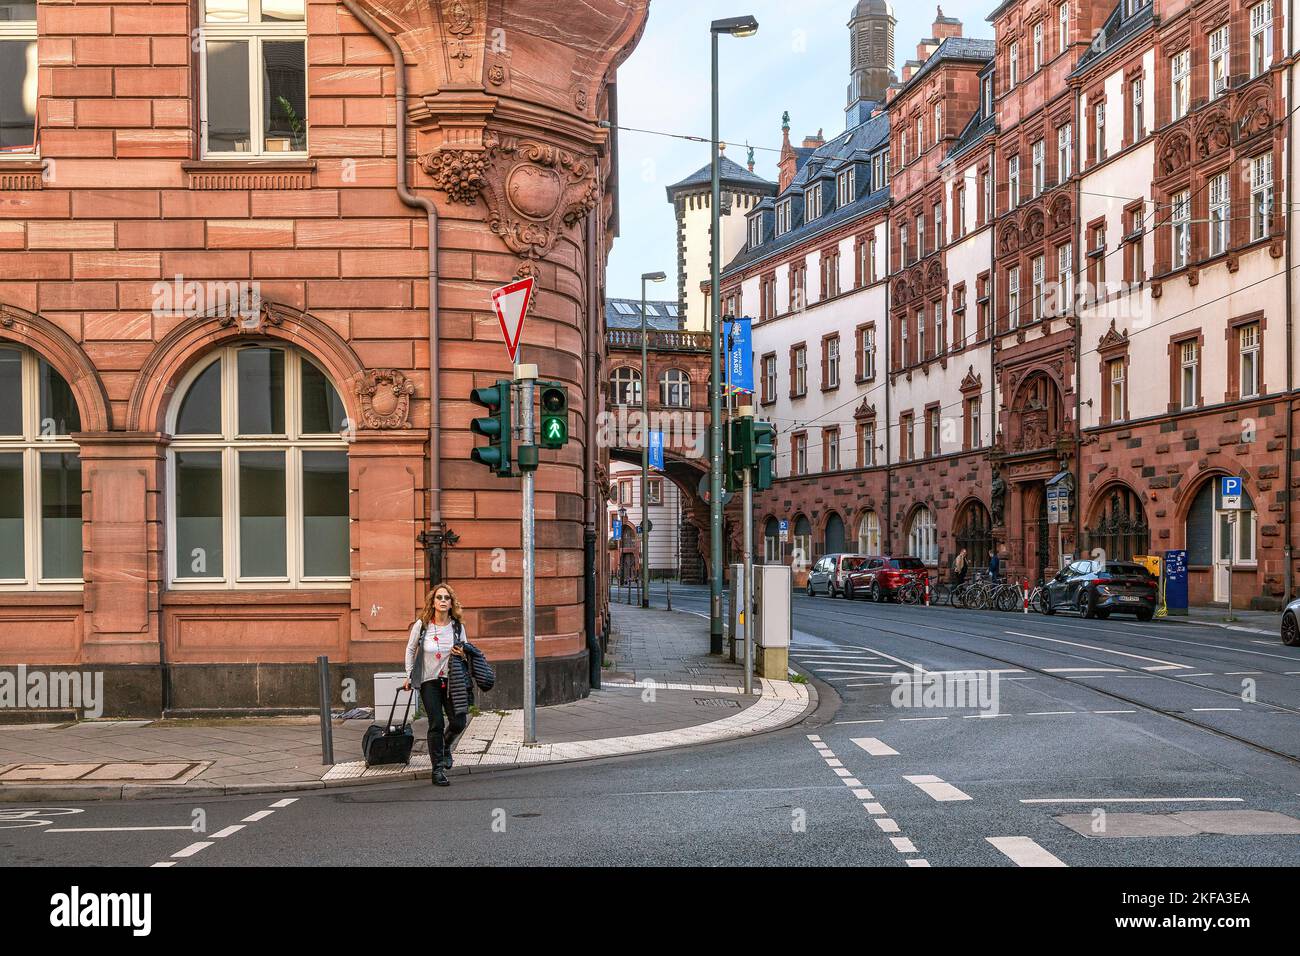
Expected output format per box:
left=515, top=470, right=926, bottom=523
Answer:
left=432, top=767, right=449, bottom=786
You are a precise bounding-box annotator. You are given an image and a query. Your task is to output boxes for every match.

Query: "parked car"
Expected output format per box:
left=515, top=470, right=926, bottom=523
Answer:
left=1042, top=559, right=1158, bottom=621
left=844, top=556, right=930, bottom=602
left=1282, top=596, right=1300, bottom=646
left=806, top=553, right=871, bottom=597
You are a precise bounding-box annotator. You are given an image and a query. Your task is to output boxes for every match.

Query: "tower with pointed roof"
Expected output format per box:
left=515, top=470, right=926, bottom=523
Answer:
left=665, top=148, right=776, bottom=331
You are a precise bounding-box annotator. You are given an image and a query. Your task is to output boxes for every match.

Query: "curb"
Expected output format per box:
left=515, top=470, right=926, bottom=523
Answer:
left=0, top=684, right=818, bottom=803
left=1165, top=617, right=1278, bottom=637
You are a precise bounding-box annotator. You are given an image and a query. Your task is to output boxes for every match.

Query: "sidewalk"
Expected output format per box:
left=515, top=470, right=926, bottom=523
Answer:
left=1167, top=605, right=1282, bottom=636
left=0, top=603, right=813, bottom=801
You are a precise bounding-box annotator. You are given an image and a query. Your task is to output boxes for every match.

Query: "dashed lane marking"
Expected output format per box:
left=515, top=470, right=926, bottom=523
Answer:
left=241, top=810, right=274, bottom=823
left=875, top=818, right=900, bottom=833
left=1005, top=631, right=1189, bottom=670
left=269, top=798, right=298, bottom=808
left=986, top=836, right=1067, bottom=867
left=906, top=859, right=931, bottom=867
left=1020, top=797, right=1244, bottom=804
left=1192, top=707, right=1242, bottom=712
left=210, top=825, right=245, bottom=839
left=890, top=837, right=918, bottom=853
left=172, top=841, right=213, bottom=859
left=904, top=775, right=973, bottom=802
left=150, top=862, right=175, bottom=868
left=46, top=826, right=195, bottom=833
left=852, top=737, right=899, bottom=756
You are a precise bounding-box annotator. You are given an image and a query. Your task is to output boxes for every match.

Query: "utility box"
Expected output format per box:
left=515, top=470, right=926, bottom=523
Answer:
left=752, top=564, right=791, bottom=678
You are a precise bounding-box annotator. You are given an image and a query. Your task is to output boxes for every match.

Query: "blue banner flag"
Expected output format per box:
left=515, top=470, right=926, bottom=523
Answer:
left=724, top=316, right=754, bottom=395
left=649, top=430, right=664, bottom=470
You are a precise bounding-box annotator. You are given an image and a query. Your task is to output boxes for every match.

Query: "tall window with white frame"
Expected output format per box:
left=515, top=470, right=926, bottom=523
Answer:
left=1008, top=40, right=1018, bottom=87
left=1251, top=153, right=1273, bottom=241
left=934, top=103, right=942, bottom=143
left=1007, top=265, right=1021, bottom=329
left=1057, top=242, right=1073, bottom=314
left=927, top=407, right=940, bottom=456
left=1094, top=101, right=1106, bottom=162
left=1108, top=358, right=1126, bottom=422
left=1250, top=1, right=1273, bottom=78
left=825, top=428, right=840, bottom=471
left=934, top=299, right=946, bottom=355
left=826, top=336, right=840, bottom=389
left=933, top=201, right=943, bottom=250
left=1239, top=323, right=1261, bottom=398
left=0, top=347, right=83, bottom=589
left=916, top=212, right=926, bottom=258
left=862, top=326, right=876, bottom=379
left=1032, top=21, right=1042, bottom=72
left=762, top=354, right=777, bottom=402
left=1130, top=76, right=1143, bottom=140
left=806, top=184, right=822, bottom=221
left=202, top=0, right=308, bottom=157
left=1209, top=172, right=1230, bottom=256
left=0, top=2, right=37, bottom=156
left=901, top=221, right=910, bottom=264
left=862, top=422, right=876, bottom=467
left=1180, top=340, right=1199, bottom=410
left=917, top=307, right=927, bottom=360
left=1058, top=123, right=1072, bottom=180
left=1032, top=139, right=1044, bottom=196
left=794, top=346, right=807, bottom=395
left=837, top=167, right=855, bottom=208
left=1171, top=190, right=1191, bottom=268
left=968, top=395, right=982, bottom=448
left=1058, top=2, right=1069, bottom=54
left=169, top=344, right=350, bottom=588
left=794, top=433, right=807, bottom=476
left=1008, top=155, right=1020, bottom=209
left=908, top=507, right=937, bottom=564
left=1031, top=255, right=1045, bottom=322
left=1171, top=50, right=1190, bottom=121
left=1209, top=25, right=1229, bottom=99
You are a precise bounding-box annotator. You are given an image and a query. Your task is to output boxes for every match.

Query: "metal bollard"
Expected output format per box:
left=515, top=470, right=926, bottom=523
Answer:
left=666, top=577, right=672, bottom=611
left=1022, top=580, right=1029, bottom=614
left=317, top=655, right=334, bottom=765
left=924, top=578, right=931, bottom=606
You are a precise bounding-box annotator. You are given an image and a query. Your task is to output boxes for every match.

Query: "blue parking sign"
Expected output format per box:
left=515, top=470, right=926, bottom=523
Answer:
left=1220, top=476, right=1243, bottom=509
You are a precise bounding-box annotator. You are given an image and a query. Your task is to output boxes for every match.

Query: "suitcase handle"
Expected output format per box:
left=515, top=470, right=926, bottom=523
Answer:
left=388, top=684, right=415, bottom=728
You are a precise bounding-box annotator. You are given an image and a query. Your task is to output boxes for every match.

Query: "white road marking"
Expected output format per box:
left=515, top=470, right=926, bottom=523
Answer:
left=863, top=803, right=886, bottom=814
left=834, top=719, right=885, bottom=724
left=150, top=862, right=176, bottom=868
left=890, top=837, right=918, bottom=853
left=1005, top=631, right=1189, bottom=669
left=904, top=774, right=972, bottom=802
left=1020, top=797, right=1244, bottom=804
left=986, top=836, right=1067, bottom=867
left=852, top=737, right=899, bottom=756
left=924, top=669, right=1025, bottom=676
left=1142, top=664, right=1187, bottom=671
left=1043, top=667, right=1124, bottom=673
left=241, top=810, right=274, bottom=823
left=875, top=818, right=900, bottom=833
left=843, top=778, right=863, bottom=787
left=1097, top=624, right=1300, bottom=662
left=825, top=758, right=844, bottom=767
left=172, top=841, right=213, bottom=859
left=1093, top=710, right=1136, bottom=714
left=962, top=713, right=1009, bottom=719
left=269, top=798, right=298, bottom=808
left=1192, top=707, right=1241, bottom=712
left=1222, top=671, right=1262, bottom=676
left=210, top=825, right=245, bottom=839
left=46, top=826, right=196, bottom=833
left=841, top=681, right=888, bottom=687
left=905, top=859, right=931, bottom=867
left=852, top=788, right=874, bottom=799
left=833, top=768, right=852, bottom=777
left=812, top=742, right=830, bottom=750
left=1026, top=711, right=1076, bottom=716
left=1180, top=673, right=1215, bottom=677
left=899, top=716, right=949, bottom=721
left=805, top=734, right=821, bottom=741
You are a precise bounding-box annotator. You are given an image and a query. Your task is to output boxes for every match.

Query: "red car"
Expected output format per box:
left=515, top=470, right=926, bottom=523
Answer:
left=845, top=556, right=931, bottom=602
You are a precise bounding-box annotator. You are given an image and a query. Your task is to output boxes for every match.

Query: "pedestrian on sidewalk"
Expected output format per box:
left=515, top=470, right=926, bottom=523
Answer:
left=404, top=584, right=471, bottom=787
left=988, top=548, right=1001, bottom=584
left=953, top=548, right=969, bottom=586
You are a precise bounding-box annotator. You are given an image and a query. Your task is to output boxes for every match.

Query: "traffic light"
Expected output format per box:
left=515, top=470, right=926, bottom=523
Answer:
left=726, top=416, right=754, bottom=493
left=470, top=380, right=513, bottom=477
left=539, top=382, right=569, bottom=449
left=753, top=419, right=776, bottom=490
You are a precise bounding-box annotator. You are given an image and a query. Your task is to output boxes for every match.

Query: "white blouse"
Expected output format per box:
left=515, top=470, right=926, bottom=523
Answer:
left=404, top=619, right=457, bottom=684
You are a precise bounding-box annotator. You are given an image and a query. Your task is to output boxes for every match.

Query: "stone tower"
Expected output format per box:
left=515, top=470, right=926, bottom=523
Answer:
left=847, top=0, right=897, bottom=126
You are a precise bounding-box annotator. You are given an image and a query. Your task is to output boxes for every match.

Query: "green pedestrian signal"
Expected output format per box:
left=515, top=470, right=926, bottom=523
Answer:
left=470, top=380, right=514, bottom=477
left=538, top=383, right=569, bottom=449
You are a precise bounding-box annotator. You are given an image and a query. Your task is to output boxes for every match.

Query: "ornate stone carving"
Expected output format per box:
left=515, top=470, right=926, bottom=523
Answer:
left=925, top=259, right=944, bottom=290
left=854, top=399, right=876, bottom=420
left=488, top=63, right=506, bottom=85
left=998, top=223, right=1019, bottom=256
left=424, top=148, right=491, bottom=205
left=1195, top=109, right=1232, bottom=159
left=215, top=297, right=286, bottom=333
left=356, top=369, right=416, bottom=429
left=960, top=365, right=981, bottom=392
left=1234, top=88, right=1273, bottom=141
left=576, top=87, right=589, bottom=111
left=1097, top=317, right=1127, bottom=352
left=1024, top=208, right=1045, bottom=242
left=1159, top=132, right=1191, bottom=175
left=1050, top=196, right=1071, bottom=233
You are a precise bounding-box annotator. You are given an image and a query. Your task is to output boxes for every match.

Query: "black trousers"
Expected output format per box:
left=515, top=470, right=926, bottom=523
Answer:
left=420, top=677, right=467, bottom=761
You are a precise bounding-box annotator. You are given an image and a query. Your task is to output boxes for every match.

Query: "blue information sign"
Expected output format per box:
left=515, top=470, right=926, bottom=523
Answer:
left=1164, top=549, right=1188, bottom=615
left=649, top=430, right=664, bottom=471
left=611, top=518, right=622, bottom=541
left=724, top=316, right=754, bottom=395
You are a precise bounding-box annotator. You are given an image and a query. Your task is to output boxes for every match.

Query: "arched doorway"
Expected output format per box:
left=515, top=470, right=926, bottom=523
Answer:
left=1186, top=477, right=1257, bottom=603
left=906, top=505, right=938, bottom=565
left=763, top=517, right=780, bottom=563
left=857, top=510, right=881, bottom=554
left=824, top=512, right=846, bottom=554
left=793, top=515, right=812, bottom=570
left=1084, top=485, right=1149, bottom=563
left=954, top=500, right=993, bottom=570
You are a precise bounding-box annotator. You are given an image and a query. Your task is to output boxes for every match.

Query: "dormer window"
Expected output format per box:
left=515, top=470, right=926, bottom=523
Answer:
left=982, top=76, right=993, bottom=116
left=748, top=215, right=762, bottom=248
left=837, top=168, right=855, bottom=208
left=776, top=198, right=792, bottom=236
left=806, top=185, right=822, bottom=221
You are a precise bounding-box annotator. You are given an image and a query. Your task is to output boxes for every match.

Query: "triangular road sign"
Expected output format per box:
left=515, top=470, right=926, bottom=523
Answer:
left=491, top=277, right=535, bottom=364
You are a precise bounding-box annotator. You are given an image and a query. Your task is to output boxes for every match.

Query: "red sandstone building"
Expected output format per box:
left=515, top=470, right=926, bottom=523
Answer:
left=0, top=0, right=649, bottom=714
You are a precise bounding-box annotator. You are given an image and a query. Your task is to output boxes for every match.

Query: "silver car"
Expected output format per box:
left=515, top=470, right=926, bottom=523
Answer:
left=806, top=553, right=870, bottom=598
left=1283, top=596, right=1300, bottom=647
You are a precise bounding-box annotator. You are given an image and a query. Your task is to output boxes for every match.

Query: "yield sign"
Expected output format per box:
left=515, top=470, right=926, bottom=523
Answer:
left=490, top=277, right=535, bottom=363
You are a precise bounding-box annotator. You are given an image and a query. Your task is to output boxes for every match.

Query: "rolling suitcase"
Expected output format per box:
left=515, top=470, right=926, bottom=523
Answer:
left=362, top=686, right=416, bottom=766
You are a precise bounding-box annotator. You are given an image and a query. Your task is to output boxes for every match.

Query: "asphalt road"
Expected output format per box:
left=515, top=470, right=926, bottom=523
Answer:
left=5, top=583, right=1299, bottom=867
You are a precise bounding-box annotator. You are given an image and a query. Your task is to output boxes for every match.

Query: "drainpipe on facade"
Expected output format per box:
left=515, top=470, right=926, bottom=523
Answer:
left=988, top=138, right=997, bottom=536
left=1285, top=0, right=1296, bottom=601
left=340, top=0, right=446, bottom=585
left=1072, top=86, right=1083, bottom=569
left=584, top=211, right=602, bottom=688
left=883, top=214, right=893, bottom=552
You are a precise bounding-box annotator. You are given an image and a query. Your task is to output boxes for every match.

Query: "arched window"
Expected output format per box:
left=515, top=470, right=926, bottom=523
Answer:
left=1084, top=485, right=1149, bottom=562
left=793, top=515, right=812, bottom=568
left=1186, top=478, right=1256, bottom=602
left=824, top=512, right=846, bottom=554
left=858, top=510, right=881, bottom=554
left=0, top=346, right=83, bottom=587
left=1013, top=372, right=1066, bottom=450
left=764, top=517, right=780, bottom=563
left=954, top=500, right=993, bottom=568
left=168, top=344, right=350, bottom=587
left=660, top=368, right=691, bottom=408
left=907, top=506, right=938, bottom=564
left=609, top=367, right=641, bottom=406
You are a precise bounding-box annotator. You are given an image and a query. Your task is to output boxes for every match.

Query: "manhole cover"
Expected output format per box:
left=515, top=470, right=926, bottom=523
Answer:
left=694, top=698, right=741, bottom=709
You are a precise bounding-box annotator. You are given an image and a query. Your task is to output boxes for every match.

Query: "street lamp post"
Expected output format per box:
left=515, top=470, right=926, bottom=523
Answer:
left=708, top=14, right=758, bottom=654
left=641, top=270, right=666, bottom=608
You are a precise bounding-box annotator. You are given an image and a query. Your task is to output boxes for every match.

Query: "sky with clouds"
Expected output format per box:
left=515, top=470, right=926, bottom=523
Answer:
left=606, top=0, right=994, bottom=301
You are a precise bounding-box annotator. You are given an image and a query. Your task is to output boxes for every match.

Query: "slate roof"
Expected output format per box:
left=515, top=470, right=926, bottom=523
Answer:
left=893, top=36, right=995, bottom=102
left=1071, top=1, right=1154, bottom=78
left=723, top=111, right=891, bottom=276
left=605, top=298, right=683, bottom=331
left=665, top=155, right=777, bottom=198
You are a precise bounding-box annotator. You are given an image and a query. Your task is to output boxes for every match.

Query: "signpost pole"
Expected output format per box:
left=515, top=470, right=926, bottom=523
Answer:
left=743, top=464, right=753, bottom=695
left=517, top=362, right=538, bottom=744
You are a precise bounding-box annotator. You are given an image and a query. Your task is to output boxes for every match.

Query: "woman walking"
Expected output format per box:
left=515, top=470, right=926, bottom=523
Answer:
left=403, top=584, right=470, bottom=787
